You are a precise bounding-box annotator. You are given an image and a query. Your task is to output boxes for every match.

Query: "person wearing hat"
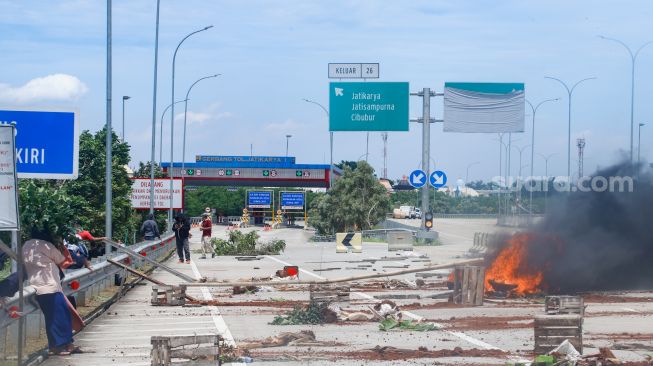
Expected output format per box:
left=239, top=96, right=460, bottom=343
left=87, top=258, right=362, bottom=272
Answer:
left=200, top=211, right=214, bottom=258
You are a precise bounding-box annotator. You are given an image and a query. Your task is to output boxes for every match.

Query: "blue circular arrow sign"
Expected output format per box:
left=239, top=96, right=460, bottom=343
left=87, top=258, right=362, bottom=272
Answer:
left=429, top=170, right=447, bottom=188
left=408, top=169, right=426, bottom=188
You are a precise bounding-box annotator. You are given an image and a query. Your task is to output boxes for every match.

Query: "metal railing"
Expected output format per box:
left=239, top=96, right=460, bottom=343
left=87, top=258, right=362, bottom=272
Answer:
left=0, top=233, right=176, bottom=363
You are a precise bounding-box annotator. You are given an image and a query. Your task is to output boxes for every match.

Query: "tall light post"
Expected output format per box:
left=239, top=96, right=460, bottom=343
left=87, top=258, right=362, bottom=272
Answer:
left=105, top=0, right=113, bottom=251
left=639, top=123, right=645, bottom=168
left=148, top=0, right=161, bottom=215
left=545, top=76, right=595, bottom=189
left=538, top=153, right=556, bottom=213
left=121, top=96, right=130, bottom=141
left=526, top=98, right=558, bottom=212
left=169, top=25, right=212, bottom=226
left=599, top=36, right=653, bottom=164
left=160, top=99, right=188, bottom=164
left=513, top=144, right=530, bottom=207
left=182, top=73, right=220, bottom=203
left=285, top=135, right=292, bottom=157
left=465, top=161, right=480, bottom=186
left=302, top=98, right=333, bottom=188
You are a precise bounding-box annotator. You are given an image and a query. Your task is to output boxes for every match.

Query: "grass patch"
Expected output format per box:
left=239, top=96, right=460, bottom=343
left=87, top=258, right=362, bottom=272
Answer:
left=414, top=238, right=443, bottom=246
left=363, top=237, right=387, bottom=243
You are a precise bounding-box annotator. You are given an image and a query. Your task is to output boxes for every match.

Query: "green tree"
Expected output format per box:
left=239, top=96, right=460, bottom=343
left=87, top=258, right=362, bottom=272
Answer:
left=308, top=161, right=390, bottom=234
left=18, top=128, right=136, bottom=243
left=63, top=128, right=134, bottom=241
left=18, top=180, right=85, bottom=243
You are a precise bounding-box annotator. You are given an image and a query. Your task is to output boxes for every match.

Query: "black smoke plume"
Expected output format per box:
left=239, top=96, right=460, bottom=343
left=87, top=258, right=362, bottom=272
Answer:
left=491, top=162, right=653, bottom=293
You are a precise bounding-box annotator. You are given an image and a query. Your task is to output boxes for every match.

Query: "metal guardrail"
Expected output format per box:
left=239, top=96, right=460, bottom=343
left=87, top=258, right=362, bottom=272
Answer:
left=0, top=233, right=176, bottom=361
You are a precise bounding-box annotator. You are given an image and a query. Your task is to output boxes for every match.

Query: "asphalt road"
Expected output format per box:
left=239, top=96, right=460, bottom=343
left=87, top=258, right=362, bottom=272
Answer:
left=41, top=218, right=653, bottom=365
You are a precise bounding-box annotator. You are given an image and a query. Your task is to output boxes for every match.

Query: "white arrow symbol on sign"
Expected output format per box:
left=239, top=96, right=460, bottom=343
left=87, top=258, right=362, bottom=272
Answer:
left=411, top=172, right=425, bottom=185
left=433, top=173, right=445, bottom=185
left=335, top=88, right=344, bottom=96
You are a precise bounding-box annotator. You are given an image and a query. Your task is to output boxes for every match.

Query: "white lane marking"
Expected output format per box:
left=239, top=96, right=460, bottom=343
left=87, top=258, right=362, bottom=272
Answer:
left=190, top=259, right=247, bottom=366
left=265, top=255, right=505, bottom=351
left=622, top=307, right=641, bottom=313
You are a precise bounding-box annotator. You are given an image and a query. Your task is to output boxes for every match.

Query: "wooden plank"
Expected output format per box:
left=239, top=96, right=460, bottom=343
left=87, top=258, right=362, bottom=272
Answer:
left=534, top=315, right=582, bottom=326
left=168, top=334, right=221, bottom=348
left=474, top=267, right=485, bottom=306
left=169, top=346, right=219, bottom=359
left=108, top=259, right=199, bottom=302
left=535, top=328, right=582, bottom=337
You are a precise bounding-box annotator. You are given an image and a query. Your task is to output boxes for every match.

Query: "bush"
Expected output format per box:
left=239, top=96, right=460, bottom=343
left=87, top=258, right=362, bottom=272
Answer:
left=270, top=301, right=333, bottom=325
left=211, top=230, right=286, bottom=256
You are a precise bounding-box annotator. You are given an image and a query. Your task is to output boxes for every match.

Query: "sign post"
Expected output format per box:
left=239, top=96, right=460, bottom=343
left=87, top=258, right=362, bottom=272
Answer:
left=329, top=82, right=409, bottom=131
left=0, top=124, right=24, bottom=363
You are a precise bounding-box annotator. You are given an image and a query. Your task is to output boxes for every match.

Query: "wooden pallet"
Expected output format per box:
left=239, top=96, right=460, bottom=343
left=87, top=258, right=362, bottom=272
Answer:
left=151, top=285, right=187, bottom=306
left=151, top=334, right=224, bottom=366
left=452, top=266, right=485, bottom=306
left=545, top=295, right=584, bottom=316
left=534, top=314, right=583, bottom=354
left=309, top=284, right=350, bottom=303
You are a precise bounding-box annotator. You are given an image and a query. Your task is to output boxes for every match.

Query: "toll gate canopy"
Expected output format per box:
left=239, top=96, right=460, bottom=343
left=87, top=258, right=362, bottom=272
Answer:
left=161, top=155, right=338, bottom=188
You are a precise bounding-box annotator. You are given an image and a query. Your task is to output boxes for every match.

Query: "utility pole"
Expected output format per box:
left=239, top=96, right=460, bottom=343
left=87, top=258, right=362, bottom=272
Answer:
left=105, top=0, right=113, bottom=255
left=382, top=132, right=388, bottom=179
left=149, top=0, right=160, bottom=215
left=410, top=88, right=440, bottom=231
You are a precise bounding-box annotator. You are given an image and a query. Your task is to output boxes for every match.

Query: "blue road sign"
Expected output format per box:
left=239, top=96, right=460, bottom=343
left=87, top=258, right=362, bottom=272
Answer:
left=248, top=191, right=272, bottom=208
left=429, top=170, right=447, bottom=188
left=280, top=192, right=305, bottom=210
left=0, top=108, right=79, bottom=179
left=409, top=169, right=426, bottom=188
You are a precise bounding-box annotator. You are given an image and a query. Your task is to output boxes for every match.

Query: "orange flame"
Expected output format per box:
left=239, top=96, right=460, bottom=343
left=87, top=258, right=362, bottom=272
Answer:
left=485, top=233, right=544, bottom=295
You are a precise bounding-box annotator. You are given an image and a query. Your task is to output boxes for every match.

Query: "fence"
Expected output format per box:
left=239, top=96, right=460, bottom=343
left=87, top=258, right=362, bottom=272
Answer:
left=0, top=233, right=176, bottom=364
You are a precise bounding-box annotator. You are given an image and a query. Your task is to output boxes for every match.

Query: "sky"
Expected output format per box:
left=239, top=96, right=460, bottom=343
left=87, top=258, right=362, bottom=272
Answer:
left=1, top=0, right=652, bottom=184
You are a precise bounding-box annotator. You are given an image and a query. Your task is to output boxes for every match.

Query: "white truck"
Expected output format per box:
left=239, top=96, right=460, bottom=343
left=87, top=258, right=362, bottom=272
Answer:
left=393, top=205, right=418, bottom=219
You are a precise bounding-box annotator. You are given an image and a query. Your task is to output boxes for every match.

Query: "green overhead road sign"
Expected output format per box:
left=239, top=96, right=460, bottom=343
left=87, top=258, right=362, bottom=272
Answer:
left=329, top=82, right=409, bottom=131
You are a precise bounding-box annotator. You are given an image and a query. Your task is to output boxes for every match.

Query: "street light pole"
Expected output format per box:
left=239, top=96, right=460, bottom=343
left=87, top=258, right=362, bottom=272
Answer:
left=121, top=95, right=130, bottom=141
left=302, top=98, right=333, bottom=188
left=465, top=161, right=480, bottom=187
left=639, top=123, right=645, bottom=168
left=285, top=134, right=292, bottom=157
left=545, top=76, right=595, bottom=189
left=105, top=0, right=113, bottom=251
left=148, top=0, right=161, bottom=215
left=538, top=153, right=556, bottom=213
left=169, top=25, right=213, bottom=227
left=599, top=36, right=653, bottom=164
left=181, top=74, right=220, bottom=206
left=160, top=99, right=188, bottom=164
left=526, top=98, right=558, bottom=212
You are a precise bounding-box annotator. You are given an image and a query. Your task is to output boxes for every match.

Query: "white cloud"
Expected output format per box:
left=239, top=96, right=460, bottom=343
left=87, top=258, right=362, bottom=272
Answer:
left=264, top=119, right=304, bottom=131
left=174, top=110, right=233, bottom=124
left=0, top=74, right=88, bottom=104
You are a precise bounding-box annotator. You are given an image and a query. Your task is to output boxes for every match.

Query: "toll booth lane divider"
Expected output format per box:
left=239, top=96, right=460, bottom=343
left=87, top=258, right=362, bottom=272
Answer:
left=0, top=233, right=177, bottom=356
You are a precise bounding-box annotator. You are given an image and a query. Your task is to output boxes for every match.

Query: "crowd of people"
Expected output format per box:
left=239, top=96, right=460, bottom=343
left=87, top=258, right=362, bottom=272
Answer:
left=0, top=208, right=217, bottom=356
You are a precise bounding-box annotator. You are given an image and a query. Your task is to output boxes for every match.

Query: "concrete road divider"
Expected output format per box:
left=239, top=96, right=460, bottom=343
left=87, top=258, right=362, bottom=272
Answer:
left=336, top=232, right=362, bottom=253
left=387, top=231, right=414, bottom=251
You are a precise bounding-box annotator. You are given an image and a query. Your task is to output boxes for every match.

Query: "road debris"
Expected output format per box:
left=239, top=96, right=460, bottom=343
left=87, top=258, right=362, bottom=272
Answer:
left=270, top=301, right=337, bottom=325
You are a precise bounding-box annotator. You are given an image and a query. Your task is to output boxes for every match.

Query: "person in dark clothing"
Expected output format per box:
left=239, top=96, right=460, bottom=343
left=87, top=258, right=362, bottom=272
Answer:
left=173, top=214, right=191, bottom=263
left=140, top=214, right=160, bottom=241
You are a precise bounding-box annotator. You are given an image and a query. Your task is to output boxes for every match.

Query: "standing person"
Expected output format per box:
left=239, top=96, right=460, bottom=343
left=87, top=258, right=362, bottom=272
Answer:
left=140, top=214, right=160, bottom=241
left=200, top=213, right=213, bottom=259
left=173, top=214, right=191, bottom=263
left=22, top=227, right=82, bottom=355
